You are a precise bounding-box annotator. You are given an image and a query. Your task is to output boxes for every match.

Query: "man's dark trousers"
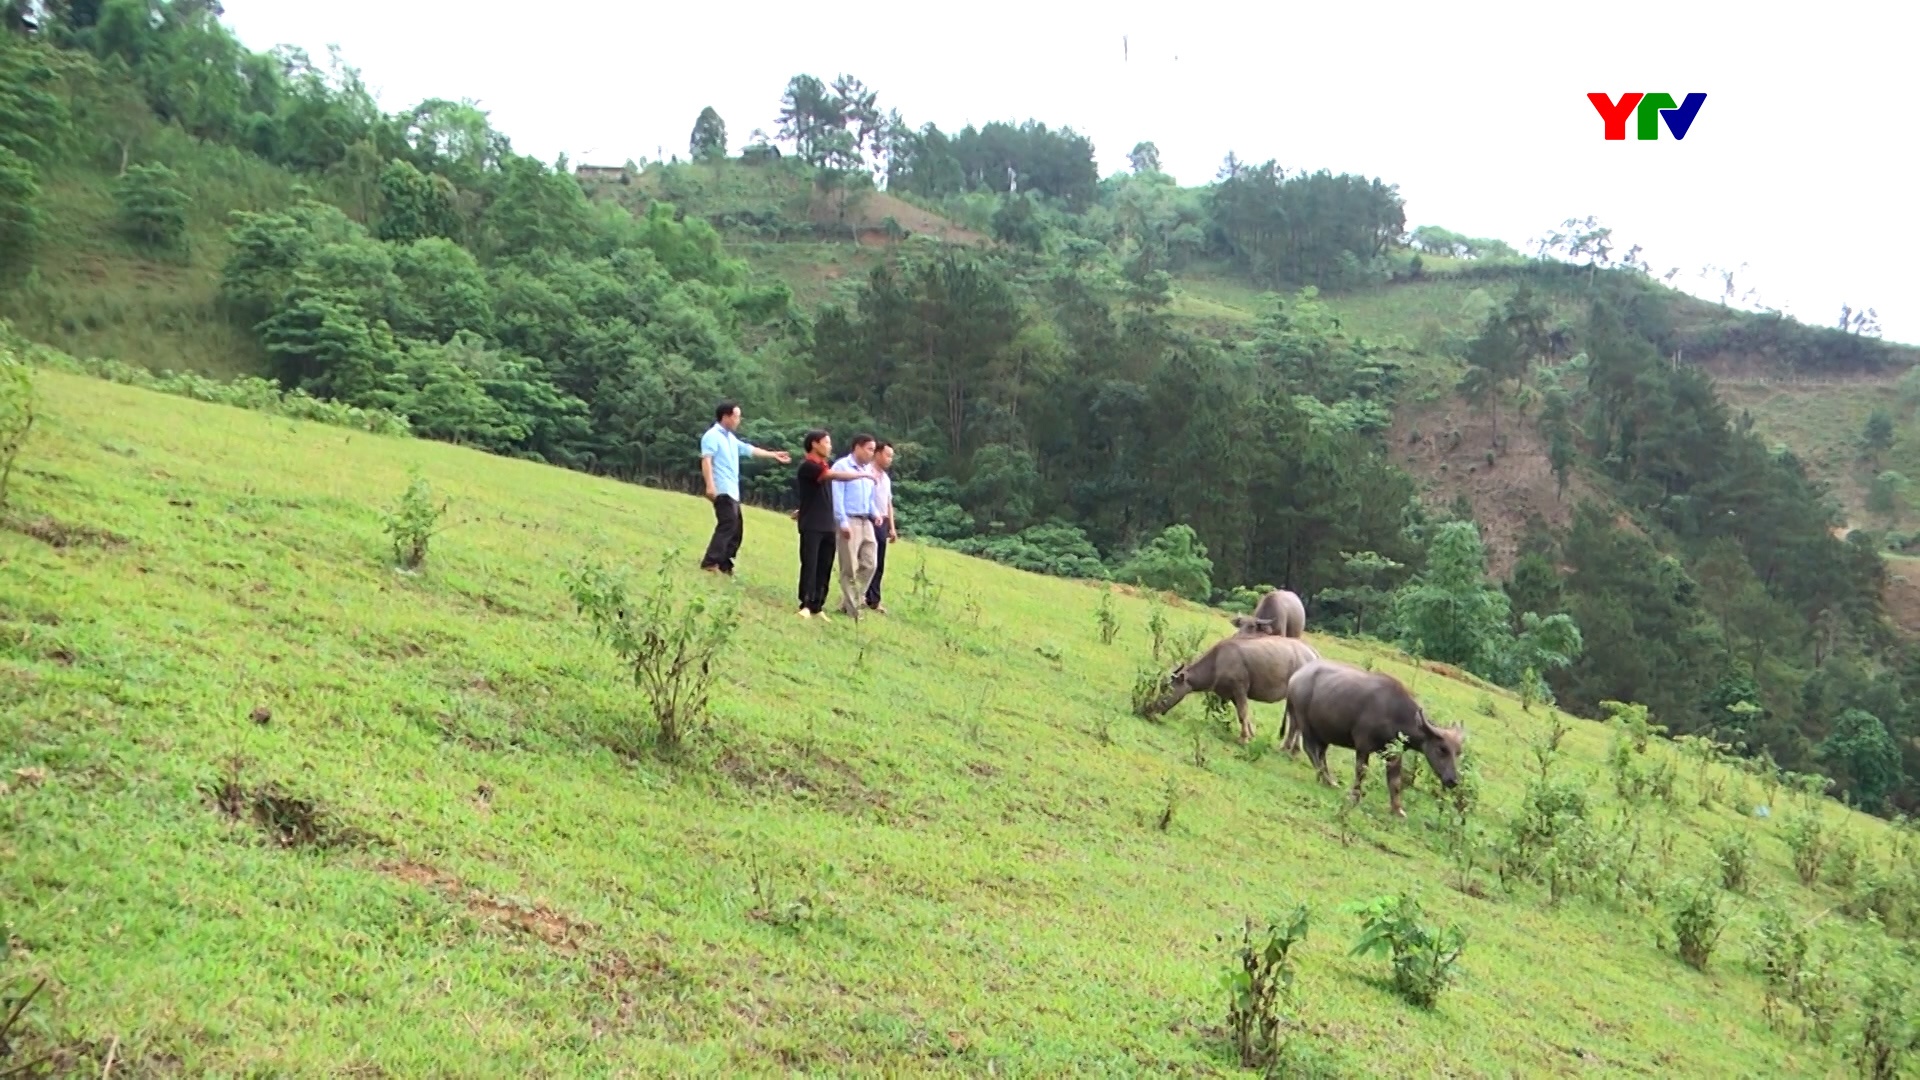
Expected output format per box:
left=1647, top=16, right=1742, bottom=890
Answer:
left=701, top=495, right=742, bottom=573
left=866, top=528, right=888, bottom=607
left=799, top=529, right=836, bottom=612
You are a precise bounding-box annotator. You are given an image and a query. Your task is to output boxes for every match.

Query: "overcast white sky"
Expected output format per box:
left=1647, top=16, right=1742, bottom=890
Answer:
left=223, top=0, right=1918, bottom=344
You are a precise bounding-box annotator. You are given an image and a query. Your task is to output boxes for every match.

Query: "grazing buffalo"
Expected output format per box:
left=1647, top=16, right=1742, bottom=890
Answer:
left=1229, top=588, right=1306, bottom=638
left=1138, top=634, right=1321, bottom=743
left=1281, top=659, right=1464, bottom=818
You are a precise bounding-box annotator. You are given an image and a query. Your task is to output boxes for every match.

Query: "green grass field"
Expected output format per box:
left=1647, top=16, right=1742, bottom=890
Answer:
left=3, top=359, right=1916, bottom=1076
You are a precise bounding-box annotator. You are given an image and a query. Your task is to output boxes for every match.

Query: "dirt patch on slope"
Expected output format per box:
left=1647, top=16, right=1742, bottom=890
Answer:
left=204, top=761, right=375, bottom=851
left=1389, top=401, right=1600, bottom=578
left=714, top=742, right=897, bottom=818
left=810, top=189, right=987, bottom=246
left=382, top=860, right=592, bottom=955
left=4, top=514, right=129, bottom=550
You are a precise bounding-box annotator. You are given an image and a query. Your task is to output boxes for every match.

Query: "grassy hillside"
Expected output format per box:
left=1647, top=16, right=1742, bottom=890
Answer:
left=1716, top=373, right=1920, bottom=533
left=4, top=367, right=1917, bottom=1075
left=0, top=127, right=342, bottom=382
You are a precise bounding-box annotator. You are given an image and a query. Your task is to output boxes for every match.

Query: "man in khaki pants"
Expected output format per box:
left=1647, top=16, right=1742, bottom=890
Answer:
left=829, top=434, right=880, bottom=619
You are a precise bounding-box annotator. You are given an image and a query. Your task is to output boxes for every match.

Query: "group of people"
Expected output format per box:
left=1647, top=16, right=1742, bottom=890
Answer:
left=696, top=400, right=900, bottom=621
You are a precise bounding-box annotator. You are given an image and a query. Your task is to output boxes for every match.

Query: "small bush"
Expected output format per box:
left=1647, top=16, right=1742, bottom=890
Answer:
left=907, top=551, right=937, bottom=605
left=381, top=469, right=449, bottom=570
left=1648, top=756, right=1680, bottom=805
left=1714, top=827, right=1755, bottom=893
left=1666, top=875, right=1729, bottom=971
left=1795, top=944, right=1845, bottom=1046
left=1845, top=865, right=1919, bottom=937
left=1827, top=832, right=1861, bottom=891
left=1422, top=748, right=1485, bottom=892
left=1345, top=891, right=1467, bottom=1008
left=1169, top=625, right=1208, bottom=664
left=1593, top=812, right=1661, bottom=909
left=1131, top=665, right=1166, bottom=718
left=1747, top=899, right=1811, bottom=1030
left=1157, top=772, right=1183, bottom=831
left=744, top=854, right=841, bottom=935
left=1146, top=598, right=1170, bottom=660
left=564, top=551, right=741, bottom=754
left=1530, top=710, right=1572, bottom=780
left=1095, top=587, right=1119, bottom=644
left=1849, top=947, right=1920, bottom=1079
left=1220, top=905, right=1311, bottom=1070
left=1518, top=666, right=1548, bottom=712
left=1784, top=814, right=1831, bottom=887
left=1603, top=700, right=1668, bottom=804
left=1540, top=814, right=1605, bottom=906
left=1504, top=774, right=1589, bottom=881
left=116, top=162, right=191, bottom=251
left=1676, top=733, right=1732, bottom=808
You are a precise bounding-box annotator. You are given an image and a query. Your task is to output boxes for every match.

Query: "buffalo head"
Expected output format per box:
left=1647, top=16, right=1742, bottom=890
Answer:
left=1420, top=711, right=1467, bottom=788
left=1137, top=664, right=1193, bottom=719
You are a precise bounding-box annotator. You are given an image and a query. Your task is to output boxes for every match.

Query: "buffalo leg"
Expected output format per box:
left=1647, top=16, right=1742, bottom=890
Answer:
left=1233, top=691, right=1253, bottom=744
left=1303, top=736, right=1336, bottom=787
left=1349, top=750, right=1371, bottom=805
left=1280, top=701, right=1301, bottom=755
left=1385, top=755, right=1406, bottom=818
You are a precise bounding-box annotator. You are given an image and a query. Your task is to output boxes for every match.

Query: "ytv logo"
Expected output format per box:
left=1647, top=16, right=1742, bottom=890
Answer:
left=1587, top=93, right=1707, bottom=140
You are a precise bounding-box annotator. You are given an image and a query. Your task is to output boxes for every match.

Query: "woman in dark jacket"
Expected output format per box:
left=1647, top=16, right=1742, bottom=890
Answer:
left=794, top=430, right=867, bottom=618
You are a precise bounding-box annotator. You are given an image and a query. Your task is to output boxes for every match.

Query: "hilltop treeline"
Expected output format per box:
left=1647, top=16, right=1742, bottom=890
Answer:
left=0, top=5, right=1915, bottom=814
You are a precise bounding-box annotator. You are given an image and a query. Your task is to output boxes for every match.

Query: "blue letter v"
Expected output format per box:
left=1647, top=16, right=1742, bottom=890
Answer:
left=1660, top=93, right=1707, bottom=140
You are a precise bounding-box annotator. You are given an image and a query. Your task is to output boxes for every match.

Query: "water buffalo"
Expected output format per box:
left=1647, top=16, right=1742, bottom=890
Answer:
left=1281, top=659, right=1464, bottom=818
left=1138, top=634, right=1322, bottom=743
left=1229, top=588, right=1306, bottom=638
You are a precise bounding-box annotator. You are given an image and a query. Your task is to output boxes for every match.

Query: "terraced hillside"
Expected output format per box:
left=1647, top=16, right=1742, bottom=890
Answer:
left=3, top=367, right=1916, bottom=1076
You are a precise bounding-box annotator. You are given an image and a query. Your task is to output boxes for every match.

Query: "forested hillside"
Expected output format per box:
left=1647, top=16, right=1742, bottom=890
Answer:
left=1, top=3, right=1917, bottom=816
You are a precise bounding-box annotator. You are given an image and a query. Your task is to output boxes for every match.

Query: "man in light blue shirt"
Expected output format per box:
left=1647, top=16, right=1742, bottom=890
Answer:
left=699, top=399, right=789, bottom=575
left=829, top=433, right=879, bottom=617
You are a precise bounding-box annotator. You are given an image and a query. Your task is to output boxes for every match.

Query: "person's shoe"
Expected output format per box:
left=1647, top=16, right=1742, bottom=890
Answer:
left=797, top=608, right=813, bottom=619
left=868, top=603, right=889, bottom=615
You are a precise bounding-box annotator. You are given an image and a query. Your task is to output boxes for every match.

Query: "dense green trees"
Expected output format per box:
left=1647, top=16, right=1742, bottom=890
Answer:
left=803, top=244, right=1429, bottom=621
left=1209, top=159, right=1406, bottom=289
left=1471, top=284, right=1918, bottom=812
left=886, top=117, right=1100, bottom=208
left=0, top=29, right=65, bottom=263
